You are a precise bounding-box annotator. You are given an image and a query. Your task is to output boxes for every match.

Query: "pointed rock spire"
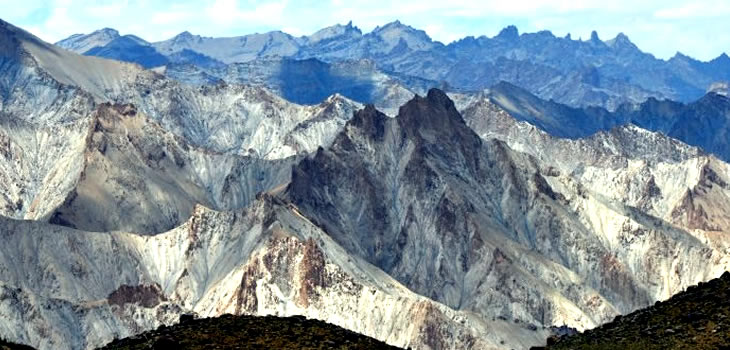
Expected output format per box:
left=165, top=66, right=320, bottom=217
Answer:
left=590, top=30, right=600, bottom=43
left=496, top=25, right=519, bottom=41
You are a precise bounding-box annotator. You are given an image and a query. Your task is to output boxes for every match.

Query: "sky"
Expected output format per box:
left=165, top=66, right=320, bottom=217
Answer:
left=1, top=0, right=728, bottom=61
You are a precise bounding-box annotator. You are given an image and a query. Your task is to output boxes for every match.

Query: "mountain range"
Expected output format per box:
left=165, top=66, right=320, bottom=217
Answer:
left=1, top=16, right=730, bottom=350
left=57, top=22, right=730, bottom=110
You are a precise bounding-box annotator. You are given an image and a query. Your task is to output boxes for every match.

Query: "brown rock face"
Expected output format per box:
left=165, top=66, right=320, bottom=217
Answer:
left=107, top=283, right=166, bottom=308
left=235, top=264, right=259, bottom=314
left=298, top=238, right=327, bottom=307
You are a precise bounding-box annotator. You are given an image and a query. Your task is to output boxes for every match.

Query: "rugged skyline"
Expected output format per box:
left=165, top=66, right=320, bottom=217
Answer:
left=54, top=20, right=730, bottom=118
left=3, top=0, right=730, bottom=60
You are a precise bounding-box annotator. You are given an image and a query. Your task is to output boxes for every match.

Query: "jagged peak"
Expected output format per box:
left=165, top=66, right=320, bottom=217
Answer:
left=535, top=30, right=555, bottom=38
left=711, top=52, right=730, bottom=64
left=606, top=32, right=636, bottom=49
left=342, top=89, right=470, bottom=143
left=372, top=20, right=426, bottom=37
left=496, top=25, right=519, bottom=40
left=396, top=88, right=473, bottom=137
left=307, top=21, right=363, bottom=43
left=589, top=30, right=601, bottom=43
left=375, top=20, right=405, bottom=30
left=174, top=31, right=195, bottom=39
left=321, top=93, right=355, bottom=105
left=91, top=27, right=120, bottom=37
left=670, top=51, right=695, bottom=61
left=369, top=20, right=435, bottom=49
left=345, top=104, right=389, bottom=142
left=698, top=88, right=730, bottom=104
left=615, top=32, right=629, bottom=42
left=315, top=93, right=359, bottom=112
left=425, top=88, right=456, bottom=108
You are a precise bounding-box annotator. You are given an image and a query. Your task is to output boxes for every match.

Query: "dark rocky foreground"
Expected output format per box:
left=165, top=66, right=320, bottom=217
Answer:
left=100, top=314, right=404, bottom=350
left=0, top=338, right=34, bottom=350
left=538, top=271, right=730, bottom=349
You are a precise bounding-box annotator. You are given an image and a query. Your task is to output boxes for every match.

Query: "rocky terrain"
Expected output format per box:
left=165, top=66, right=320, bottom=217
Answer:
left=101, top=314, right=404, bottom=349
left=542, top=271, right=730, bottom=349
left=286, top=88, right=730, bottom=335
left=1, top=16, right=730, bottom=350
left=0, top=18, right=359, bottom=233
left=0, top=193, right=542, bottom=350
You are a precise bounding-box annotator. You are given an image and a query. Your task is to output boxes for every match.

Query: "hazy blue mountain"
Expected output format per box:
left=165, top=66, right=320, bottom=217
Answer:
left=57, top=22, right=730, bottom=110
left=487, top=81, right=623, bottom=138
left=85, top=35, right=168, bottom=68
left=153, top=30, right=303, bottom=64
left=487, top=81, right=730, bottom=162
left=164, top=57, right=427, bottom=113
left=55, top=27, right=120, bottom=53
left=631, top=92, right=730, bottom=160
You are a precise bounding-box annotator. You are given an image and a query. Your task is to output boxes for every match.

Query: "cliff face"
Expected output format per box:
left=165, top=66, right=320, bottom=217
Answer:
left=287, top=89, right=730, bottom=336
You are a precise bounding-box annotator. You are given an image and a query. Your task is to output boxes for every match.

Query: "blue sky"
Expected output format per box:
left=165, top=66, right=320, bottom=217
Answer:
left=1, top=0, right=728, bottom=61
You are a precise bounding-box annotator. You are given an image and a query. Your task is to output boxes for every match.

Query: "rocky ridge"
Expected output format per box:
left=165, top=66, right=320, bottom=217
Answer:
left=101, top=314, right=404, bottom=350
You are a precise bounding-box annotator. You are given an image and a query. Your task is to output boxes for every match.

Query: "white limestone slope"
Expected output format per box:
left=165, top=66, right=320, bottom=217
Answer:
left=463, top=96, right=730, bottom=241
left=2, top=18, right=361, bottom=160
left=1, top=19, right=362, bottom=233
left=45, top=103, right=298, bottom=234
left=463, top=96, right=730, bottom=302
left=0, top=196, right=542, bottom=350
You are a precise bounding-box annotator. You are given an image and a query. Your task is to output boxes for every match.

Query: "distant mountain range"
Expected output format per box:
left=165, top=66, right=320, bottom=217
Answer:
left=57, top=21, right=730, bottom=110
